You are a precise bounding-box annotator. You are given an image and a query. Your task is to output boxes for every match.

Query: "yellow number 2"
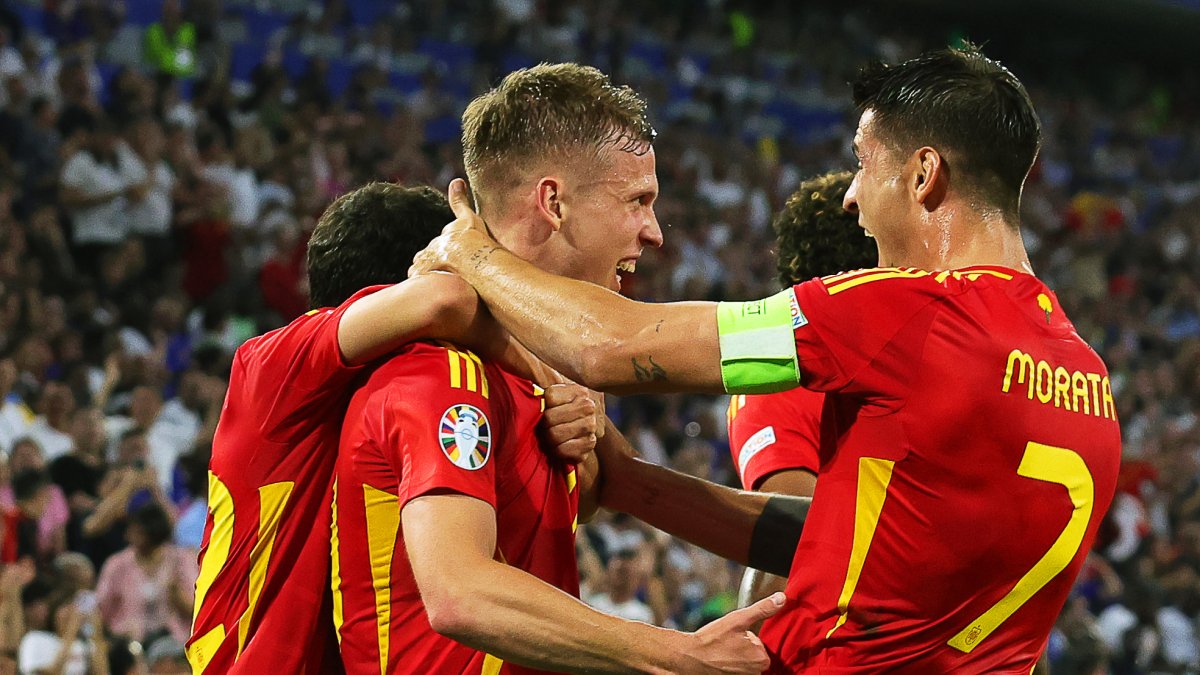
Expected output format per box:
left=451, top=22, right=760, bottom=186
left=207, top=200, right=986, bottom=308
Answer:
left=948, top=442, right=1094, bottom=652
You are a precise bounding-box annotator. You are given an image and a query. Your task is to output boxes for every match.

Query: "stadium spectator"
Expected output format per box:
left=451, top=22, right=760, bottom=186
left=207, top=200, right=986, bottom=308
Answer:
left=96, top=503, right=195, bottom=645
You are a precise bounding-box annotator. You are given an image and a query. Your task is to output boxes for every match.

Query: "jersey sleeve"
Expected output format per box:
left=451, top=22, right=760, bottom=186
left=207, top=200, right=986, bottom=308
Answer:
left=235, top=285, right=390, bottom=442
left=728, top=390, right=822, bottom=490
left=789, top=269, right=947, bottom=393
left=380, top=346, right=500, bottom=510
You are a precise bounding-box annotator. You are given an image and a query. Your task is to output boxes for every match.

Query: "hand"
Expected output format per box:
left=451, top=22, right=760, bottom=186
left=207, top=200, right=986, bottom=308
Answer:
left=0, top=559, right=36, bottom=599
left=409, top=179, right=501, bottom=278
left=126, top=181, right=151, bottom=202
left=538, top=384, right=598, bottom=464
left=678, top=593, right=785, bottom=674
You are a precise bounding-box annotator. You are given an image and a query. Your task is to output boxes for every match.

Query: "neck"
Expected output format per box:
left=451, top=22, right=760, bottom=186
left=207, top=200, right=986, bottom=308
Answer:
left=486, top=210, right=568, bottom=278
left=878, top=202, right=1032, bottom=274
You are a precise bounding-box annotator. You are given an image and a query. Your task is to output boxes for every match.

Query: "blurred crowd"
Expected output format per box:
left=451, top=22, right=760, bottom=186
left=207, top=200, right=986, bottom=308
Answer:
left=0, top=0, right=1198, bottom=673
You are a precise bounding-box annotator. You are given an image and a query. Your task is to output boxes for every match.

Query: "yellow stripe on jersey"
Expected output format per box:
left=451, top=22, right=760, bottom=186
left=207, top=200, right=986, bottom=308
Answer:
left=305, top=309, right=320, bottom=316
left=726, top=394, right=746, bottom=427
left=363, top=485, right=401, bottom=675
left=481, top=654, right=505, bottom=675
left=827, top=458, right=894, bottom=639
left=934, top=269, right=1015, bottom=284
left=238, top=481, right=295, bottom=655
left=330, top=479, right=344, bottom=644
left=824, top=268, right=929, bottom=295
left=566, top=469, right=577, bottom=493
left=193, top=473, right=234, bottom=623
left=466, top=351, right=489, bottom=398
left=447, top=349, right=463, bottom=389
left=187, top=625, right=225, bottom=674
left=445, top=347, right=489, bottom=398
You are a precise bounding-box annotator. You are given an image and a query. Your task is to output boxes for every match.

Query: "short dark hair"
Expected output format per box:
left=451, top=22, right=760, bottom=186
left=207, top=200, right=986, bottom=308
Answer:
left=129, top=503, right=174, bottom=549
left=774, top=171, right=877, bottom=287
left=852, top=44, right=1041, bottom=215
left=306, top=183, right=453, bottom=309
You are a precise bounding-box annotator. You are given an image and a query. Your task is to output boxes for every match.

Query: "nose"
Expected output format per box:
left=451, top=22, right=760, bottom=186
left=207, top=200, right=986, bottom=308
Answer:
left=843, top=175, right=860, bottom=215
left=642, top=212, right=664, bottom=248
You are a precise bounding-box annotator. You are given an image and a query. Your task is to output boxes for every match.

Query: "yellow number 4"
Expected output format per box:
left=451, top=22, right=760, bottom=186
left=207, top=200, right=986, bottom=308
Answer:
left=948, top=442, right=1094, bottom=652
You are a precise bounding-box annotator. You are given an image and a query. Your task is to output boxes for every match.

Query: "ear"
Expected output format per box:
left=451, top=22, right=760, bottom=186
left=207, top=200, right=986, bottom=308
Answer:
left=912, top=147, right=947, bottom=208
left=534, top=177, right=565, bottom=232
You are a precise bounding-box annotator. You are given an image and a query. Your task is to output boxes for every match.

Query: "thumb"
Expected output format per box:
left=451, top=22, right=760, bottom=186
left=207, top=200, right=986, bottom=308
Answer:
left=722, top=592, right=786, bottom=630
left=447, top=178, right=476, bottom=219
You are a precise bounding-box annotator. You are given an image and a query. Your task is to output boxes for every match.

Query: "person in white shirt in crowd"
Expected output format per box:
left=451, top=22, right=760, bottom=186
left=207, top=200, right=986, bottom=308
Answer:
left=0, top=357, right=32, bottom=457
left=58, top=111, right=148, bottom=265
left=104, top=386, right=196, bottom=494
left=25, top=382, right=75, bottom=462
left=124, top=116, right=176, bottom=266
left=585, top=532, right=656, bottom=625
left=17, top=593, right=107, bottom=675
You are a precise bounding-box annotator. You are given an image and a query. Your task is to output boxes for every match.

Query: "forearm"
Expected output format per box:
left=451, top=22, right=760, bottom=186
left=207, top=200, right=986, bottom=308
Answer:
left=453, top=247, right=722, bottom=393
left=82, top=488, right=132, bottom=537
left=435, top=560, right=686, bottom=674
left=600, top=425, right=806, bottom=575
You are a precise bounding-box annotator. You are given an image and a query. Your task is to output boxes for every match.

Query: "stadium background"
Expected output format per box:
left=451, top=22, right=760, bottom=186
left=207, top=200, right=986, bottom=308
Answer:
left=0, top=0, right=1198, bottom=672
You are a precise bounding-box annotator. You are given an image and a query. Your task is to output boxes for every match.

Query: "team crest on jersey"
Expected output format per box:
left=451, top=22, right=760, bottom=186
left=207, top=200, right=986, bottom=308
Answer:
left=439, top=404, right=491, bottom=470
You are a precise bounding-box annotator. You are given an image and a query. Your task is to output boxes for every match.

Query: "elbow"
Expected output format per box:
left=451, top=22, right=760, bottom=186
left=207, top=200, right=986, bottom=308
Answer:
left=423, top=585, right=480, bottom=642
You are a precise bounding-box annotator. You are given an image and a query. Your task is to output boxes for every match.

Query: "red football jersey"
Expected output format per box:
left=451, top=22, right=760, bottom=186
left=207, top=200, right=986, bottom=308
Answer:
left=333, top=341, right=579, bottom=675
left=727, top=388, right=823, bottom=491
left=760, top=266, right=1121, bottom=674
left=188, top=286, right=387, bottom=675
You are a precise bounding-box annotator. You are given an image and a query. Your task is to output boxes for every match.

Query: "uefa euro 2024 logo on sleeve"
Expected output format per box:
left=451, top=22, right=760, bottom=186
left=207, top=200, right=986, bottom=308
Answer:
left=439, top=404, right=492, bottom=470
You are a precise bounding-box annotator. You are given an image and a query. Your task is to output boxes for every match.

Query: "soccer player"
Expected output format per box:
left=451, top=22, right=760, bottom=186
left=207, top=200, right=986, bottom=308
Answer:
left=187, top=184, right=572, bottom=674
left=333, top=64, right=781, bottom=675
left=727, top=171, right=876, bottom=608
left=413, top=45, right=1122, bottom=673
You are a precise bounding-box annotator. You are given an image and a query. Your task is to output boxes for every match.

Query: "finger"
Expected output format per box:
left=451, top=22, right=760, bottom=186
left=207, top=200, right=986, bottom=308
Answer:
left=543, top=383, right=586, bottom=407
left=541, top=398, right=597, bottom=427
left=551, top=436, right=597, bottom=463
left=722, top=592, right=786, bottom=630
left=542, top=416, right=599, bottom=447
left=447, top=178, right=474, bottom=219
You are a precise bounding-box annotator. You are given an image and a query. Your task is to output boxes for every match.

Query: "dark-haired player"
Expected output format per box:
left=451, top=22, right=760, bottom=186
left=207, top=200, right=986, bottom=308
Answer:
left=333, top=64, right=780, bottom=675
left=414, top=45, right=1121, bottom=672
left=727, top=171, right=875, bottom=607
left=187, top=184, right=501, bottom=674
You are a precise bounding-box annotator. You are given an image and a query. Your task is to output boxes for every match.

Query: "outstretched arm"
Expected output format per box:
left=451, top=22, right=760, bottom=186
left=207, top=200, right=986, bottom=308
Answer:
left=411, top=181, right=723, bottom=394
left=403, top=494, right=783, bottom=674
left=413, top=180, right=802, bottom=395
left=597, top=419, right=808, bottom=577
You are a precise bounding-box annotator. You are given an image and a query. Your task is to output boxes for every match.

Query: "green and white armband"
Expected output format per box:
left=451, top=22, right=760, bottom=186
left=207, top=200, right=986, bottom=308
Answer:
left=716, top=289, right=802, bottom=394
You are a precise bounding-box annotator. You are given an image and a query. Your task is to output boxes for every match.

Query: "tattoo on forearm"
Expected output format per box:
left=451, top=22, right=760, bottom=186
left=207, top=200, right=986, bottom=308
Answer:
left=469, top=245, right=501, bottom=271
left=631, top=356, right=668, bottom=382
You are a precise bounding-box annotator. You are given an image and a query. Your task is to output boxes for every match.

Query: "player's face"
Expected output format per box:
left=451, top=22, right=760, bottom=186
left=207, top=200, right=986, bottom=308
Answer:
left=562, top=146, right=663, bottom=291
left=844, top=109, right=910, bottom=257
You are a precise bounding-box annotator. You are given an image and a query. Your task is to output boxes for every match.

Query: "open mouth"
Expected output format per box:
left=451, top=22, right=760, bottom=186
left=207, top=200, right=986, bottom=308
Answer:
left=614, top=259, right=638, bottom=288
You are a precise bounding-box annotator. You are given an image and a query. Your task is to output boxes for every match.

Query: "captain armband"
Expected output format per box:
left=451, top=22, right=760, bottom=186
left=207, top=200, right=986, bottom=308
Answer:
left=716, top=289, right=803, bottom=394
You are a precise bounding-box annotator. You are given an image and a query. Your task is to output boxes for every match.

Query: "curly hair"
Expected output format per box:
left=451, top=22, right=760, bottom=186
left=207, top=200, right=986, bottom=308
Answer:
left=773, top=171, right=877, bottom=287
left=306, top=183, right=453, bottom=309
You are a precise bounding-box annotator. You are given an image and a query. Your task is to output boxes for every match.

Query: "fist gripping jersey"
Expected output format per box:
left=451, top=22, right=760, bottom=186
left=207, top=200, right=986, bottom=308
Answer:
left=333, top=342, right=580, bottom=674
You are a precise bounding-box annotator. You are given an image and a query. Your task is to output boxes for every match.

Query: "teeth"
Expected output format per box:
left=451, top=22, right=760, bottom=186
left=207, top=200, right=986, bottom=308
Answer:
left=616, top=260, right=636, bottom=273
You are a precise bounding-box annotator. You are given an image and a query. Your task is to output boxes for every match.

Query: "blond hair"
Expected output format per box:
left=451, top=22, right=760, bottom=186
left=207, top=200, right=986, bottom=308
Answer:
left=461, top=63, right=654, bottom=215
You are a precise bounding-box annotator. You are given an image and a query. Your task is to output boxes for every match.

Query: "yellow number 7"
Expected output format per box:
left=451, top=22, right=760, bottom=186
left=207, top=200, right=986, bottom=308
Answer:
left=826, top=442, right=1094, bottom=654
left=948, top=442, right=1094, bottom=652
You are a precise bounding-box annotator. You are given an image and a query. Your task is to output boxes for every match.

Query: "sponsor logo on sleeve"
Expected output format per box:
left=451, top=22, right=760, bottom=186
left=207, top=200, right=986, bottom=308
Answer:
left=439, top=404, right=492, bottom=470
left=788, top=289, right=808, bottom=329
left=738, top=426, right=777, bottom=476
